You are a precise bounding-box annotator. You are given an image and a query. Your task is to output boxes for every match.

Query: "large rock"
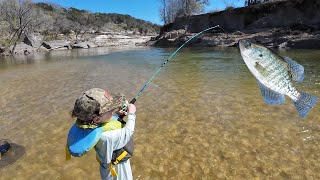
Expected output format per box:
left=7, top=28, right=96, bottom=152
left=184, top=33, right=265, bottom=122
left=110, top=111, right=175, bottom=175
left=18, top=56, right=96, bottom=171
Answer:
left=23, top=34, right=43, bottom=49
left=154, top=29, right=188, bottom=46
left=0, top=47, right=4, bottom=54
left=278, top=42, right=289, bottom=49
left=42, top=40, right=71, bottom=50
left=72, top=42, right=89, bottom=49
left=10, top=43, right=36, bottom=55
left=87, top=41, right=97, bottom=48
left=71, top=41, right=98, bottom=49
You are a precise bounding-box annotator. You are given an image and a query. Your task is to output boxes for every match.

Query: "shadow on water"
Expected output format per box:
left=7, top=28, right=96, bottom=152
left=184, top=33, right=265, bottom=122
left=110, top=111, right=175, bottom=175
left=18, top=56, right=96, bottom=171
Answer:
left=0, top=143, right=26, bottom=169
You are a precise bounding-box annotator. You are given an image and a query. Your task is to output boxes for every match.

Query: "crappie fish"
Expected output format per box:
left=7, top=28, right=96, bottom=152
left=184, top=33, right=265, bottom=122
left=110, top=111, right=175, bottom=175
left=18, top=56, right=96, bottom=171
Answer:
left=239, top=39, right=317, bottom=118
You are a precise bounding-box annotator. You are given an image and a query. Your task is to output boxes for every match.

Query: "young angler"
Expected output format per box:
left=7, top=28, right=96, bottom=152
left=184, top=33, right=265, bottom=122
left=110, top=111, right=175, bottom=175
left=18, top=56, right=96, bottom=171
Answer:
left=66, top=88, right=136, bottom=180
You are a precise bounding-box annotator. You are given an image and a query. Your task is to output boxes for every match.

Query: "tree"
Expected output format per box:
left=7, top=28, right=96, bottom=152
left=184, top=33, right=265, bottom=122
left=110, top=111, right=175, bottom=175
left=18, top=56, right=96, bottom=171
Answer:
left=245, top=0, right=270, bottom=6
left=159, top=0, right=209, bottom=24
left=180, top=0, right=209, bottom=16
left=0, top=0, right=46, bottom=54
left=66, top=8, right=96, bottom=40
left=159, top=0, right=167, bottom=23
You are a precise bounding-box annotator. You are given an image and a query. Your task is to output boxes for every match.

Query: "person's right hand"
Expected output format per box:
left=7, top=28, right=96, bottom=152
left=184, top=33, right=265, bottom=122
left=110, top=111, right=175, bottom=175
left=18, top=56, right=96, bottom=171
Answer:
left=127, top=104, right=136, bottom=114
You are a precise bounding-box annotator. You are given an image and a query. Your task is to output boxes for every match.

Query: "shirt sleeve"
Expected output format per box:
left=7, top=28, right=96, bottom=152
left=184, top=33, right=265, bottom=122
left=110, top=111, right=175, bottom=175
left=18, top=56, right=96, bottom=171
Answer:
left=98, top=114, right=135, bottom=163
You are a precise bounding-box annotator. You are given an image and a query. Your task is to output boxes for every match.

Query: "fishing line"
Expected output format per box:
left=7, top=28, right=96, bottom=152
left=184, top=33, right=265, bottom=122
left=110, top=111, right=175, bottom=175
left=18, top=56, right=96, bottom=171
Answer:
left=119, top=25, right=222, bottom=120
left=130, top=25, right=221, bottom=104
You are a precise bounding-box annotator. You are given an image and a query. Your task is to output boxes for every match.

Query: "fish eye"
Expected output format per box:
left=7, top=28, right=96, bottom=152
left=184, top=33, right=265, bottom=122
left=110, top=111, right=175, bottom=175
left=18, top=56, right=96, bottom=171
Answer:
left=259, top=54, right=263, bottom=57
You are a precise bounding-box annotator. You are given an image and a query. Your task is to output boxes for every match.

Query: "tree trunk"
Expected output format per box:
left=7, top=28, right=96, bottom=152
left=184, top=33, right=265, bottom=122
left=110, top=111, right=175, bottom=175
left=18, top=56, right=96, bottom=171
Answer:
left=10, top=29, right=23, bottom=54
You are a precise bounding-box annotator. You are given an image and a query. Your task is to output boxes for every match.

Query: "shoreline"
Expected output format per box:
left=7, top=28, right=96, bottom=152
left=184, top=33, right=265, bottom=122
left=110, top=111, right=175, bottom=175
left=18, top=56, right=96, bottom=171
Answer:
left=152, top=28, right=320, bottom=50
left=2, top=28, right=320, bottom=59
left=0, top=34, right=154, bottom=57
left=153, top=0, right=320, bottom=50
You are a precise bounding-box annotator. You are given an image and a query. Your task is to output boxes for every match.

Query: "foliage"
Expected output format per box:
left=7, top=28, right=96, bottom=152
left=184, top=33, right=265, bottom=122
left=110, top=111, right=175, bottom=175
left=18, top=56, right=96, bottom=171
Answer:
left=0, top=0, right=49, bottom=53
left=36, top=3, right=161, bottom=35
left=159, top=0, right=209, bottom=24
left=0, top=1, right=161, bottom=50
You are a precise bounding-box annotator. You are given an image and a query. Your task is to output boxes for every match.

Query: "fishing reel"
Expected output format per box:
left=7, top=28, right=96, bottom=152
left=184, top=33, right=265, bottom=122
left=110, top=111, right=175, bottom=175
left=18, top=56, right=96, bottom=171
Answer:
left=117, top=98, right=136, bottom=123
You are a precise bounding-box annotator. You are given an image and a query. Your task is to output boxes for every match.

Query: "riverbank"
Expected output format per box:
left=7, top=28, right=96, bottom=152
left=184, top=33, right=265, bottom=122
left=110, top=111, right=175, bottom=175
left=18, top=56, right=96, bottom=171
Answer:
left=0, top=33, right=153, bottom=56
left=152, top=27, right=320, bottom=49
left=153, top=0, right=320, bottom=49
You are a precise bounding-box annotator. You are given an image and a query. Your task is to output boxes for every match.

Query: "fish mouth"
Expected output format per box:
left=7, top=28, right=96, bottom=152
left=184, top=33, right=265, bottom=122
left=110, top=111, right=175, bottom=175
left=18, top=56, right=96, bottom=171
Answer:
left=238, top=39, right=251, bottom=52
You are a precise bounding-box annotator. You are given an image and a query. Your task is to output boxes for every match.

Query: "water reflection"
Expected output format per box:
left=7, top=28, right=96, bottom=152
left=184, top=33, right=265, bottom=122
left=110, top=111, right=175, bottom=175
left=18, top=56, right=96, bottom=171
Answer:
left=0, top=46, right=152, bottom=68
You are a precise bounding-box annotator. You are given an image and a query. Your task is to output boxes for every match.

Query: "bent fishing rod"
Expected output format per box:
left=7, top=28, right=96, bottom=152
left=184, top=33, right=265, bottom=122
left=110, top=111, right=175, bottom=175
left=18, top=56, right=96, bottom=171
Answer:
left=119, top=25, right=221, bottom=120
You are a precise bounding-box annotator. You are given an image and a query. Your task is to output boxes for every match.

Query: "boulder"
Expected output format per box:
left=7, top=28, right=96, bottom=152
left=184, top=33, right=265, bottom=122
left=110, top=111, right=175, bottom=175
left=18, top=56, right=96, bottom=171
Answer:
left=87, top=41, right=97, bottom=48
left=154, top=30, right=189, bottom=46
left=163, top=29, right=186, bottom=40
left=10, top=43, right=36, bottom=55
left=38, top=46, right=50, bottom=52
left=72, top=41, right=98, bottom=49
left=42, top=40, right=71, bottom=50
left=72, top=42, right=89, bottom=49
left=150, top=36, right=157, bottom=41
left=278, top=42, right=289, bottom=49
left=23, top=34, right=43, bottom=49
left=0, top=47, right=4, bottom=54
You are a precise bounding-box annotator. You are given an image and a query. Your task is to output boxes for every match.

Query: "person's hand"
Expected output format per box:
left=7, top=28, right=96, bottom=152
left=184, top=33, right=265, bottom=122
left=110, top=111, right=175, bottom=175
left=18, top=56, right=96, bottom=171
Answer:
left=127, top=104, right=136, bottom=114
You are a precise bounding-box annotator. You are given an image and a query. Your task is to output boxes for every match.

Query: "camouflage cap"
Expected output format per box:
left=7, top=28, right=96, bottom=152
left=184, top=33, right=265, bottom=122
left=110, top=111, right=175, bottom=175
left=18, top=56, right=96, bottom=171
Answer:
left=72, top=88, right=128, bottom=122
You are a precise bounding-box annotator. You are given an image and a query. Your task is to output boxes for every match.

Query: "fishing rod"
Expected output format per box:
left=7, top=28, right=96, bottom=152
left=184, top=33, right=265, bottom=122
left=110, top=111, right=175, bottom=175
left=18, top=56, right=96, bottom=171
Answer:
left=119, top=25, right=221, bottom=120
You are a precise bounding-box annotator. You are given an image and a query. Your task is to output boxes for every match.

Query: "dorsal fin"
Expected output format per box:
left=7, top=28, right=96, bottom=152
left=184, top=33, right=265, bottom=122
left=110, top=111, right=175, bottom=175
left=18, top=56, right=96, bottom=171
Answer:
left=283, top=57, right=304, bottom=82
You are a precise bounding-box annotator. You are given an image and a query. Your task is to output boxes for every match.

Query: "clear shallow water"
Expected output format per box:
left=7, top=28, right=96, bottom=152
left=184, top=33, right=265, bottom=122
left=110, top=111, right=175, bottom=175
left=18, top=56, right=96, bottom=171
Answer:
left=0, top=47, right=320, bottom=179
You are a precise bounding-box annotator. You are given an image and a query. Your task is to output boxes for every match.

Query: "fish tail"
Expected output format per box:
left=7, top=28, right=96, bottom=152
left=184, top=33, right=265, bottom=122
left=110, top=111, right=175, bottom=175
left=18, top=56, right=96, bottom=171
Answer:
left=293, top=92, right=318, bottom=118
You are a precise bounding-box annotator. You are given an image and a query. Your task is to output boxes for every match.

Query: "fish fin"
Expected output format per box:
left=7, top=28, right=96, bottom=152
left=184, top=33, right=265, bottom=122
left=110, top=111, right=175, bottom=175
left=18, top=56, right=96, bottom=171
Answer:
left=257, top=80, right=285, bottom=105
left=283, top=57, right=304, bottom=82
left=293, top=92, right=318, bottom=118
left=254, top=62, right=269, bottom=77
